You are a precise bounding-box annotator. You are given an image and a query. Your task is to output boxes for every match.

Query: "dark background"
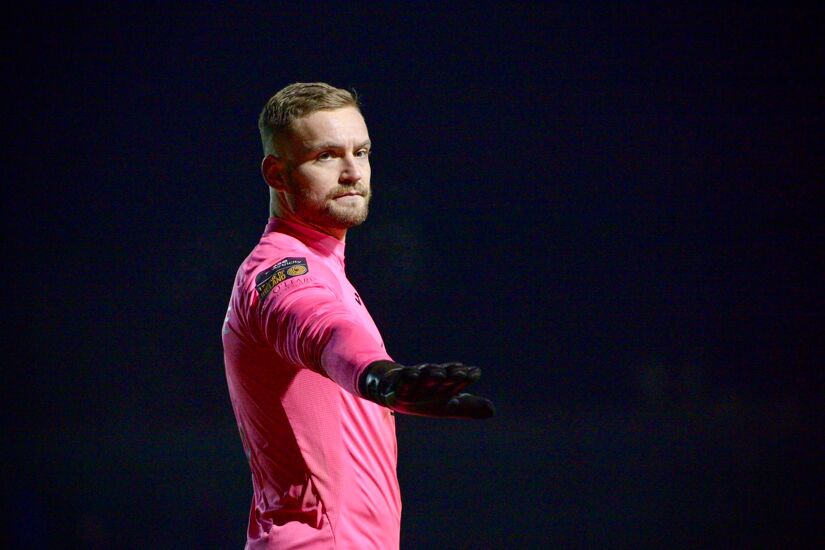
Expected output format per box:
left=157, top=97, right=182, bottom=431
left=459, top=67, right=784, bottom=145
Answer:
left=4, top=3, right=822, bottom=548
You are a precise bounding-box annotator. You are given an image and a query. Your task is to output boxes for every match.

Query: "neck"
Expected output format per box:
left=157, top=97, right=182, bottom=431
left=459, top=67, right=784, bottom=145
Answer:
left=271, top=212, right=347, bottom=242
left=269, top=191, right=347, bottom=241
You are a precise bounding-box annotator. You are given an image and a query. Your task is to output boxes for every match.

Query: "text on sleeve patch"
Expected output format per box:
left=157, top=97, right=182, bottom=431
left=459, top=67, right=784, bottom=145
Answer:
left=255, top=257, right=309, bottom=299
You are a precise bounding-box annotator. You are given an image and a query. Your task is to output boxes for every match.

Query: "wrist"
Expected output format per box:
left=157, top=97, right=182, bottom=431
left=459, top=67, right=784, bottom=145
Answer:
left=359, top=360, right=403, bottom=404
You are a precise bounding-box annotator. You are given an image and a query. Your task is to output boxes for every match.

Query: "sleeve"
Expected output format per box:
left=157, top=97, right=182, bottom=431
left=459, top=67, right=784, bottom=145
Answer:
left=256, top=270, right=392, bottom=396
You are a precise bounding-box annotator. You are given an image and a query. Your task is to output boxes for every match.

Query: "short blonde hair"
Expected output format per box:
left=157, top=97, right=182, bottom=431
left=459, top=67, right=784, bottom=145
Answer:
left=258, top=82, right=360, bottom=155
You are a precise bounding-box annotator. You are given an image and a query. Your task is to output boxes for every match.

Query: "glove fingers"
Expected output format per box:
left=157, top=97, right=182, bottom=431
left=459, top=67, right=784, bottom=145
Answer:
left=371, top=362, right=494, bottom=419
left=445, top=393, right=496, bottom=419
left=416, top=364, right=482, bottom=402
left=417, top=364, right=447, bottom=399
left=420, top=364, right=446, bottom=380
left=395, top=368, right=421, bottom=400
left=397, top=364, right=449, bottom=401
left=445, top=364, right=480, bottom=394
left=442, top=363, right=480, bottom=380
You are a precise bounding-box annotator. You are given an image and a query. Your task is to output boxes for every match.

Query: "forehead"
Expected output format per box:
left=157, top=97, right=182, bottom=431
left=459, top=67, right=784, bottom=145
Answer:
left=287, top=106, right=369, bottom=148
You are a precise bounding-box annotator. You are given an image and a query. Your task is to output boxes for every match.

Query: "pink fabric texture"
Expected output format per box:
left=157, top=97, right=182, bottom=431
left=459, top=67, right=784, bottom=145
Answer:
left=223, top=218, right=401, bottom=549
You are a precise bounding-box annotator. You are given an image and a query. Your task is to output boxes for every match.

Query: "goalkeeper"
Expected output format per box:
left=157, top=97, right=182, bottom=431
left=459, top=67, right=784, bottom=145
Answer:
left=222, top=82, right=494, bottom=550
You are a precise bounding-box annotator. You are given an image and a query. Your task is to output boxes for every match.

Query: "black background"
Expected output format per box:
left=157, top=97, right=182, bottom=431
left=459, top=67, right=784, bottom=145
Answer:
left=4, top=3, right=823, bottom=548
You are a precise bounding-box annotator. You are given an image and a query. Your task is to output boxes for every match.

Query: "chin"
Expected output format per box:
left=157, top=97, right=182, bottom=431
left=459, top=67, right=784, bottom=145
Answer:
left=327, top=205, right=369, bottom=228
left=337, top=213, right=369, bottom=228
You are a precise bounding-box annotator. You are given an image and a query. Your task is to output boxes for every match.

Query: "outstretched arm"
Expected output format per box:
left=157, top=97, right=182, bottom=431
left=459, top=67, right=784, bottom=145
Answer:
left=359, top=360, right=495, bottom=419
left=256, top=268, right=494, bottom=419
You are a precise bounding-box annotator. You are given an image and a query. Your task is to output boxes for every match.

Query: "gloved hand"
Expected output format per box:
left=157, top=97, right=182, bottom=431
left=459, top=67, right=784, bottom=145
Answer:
left=359, top=360, right=495, bottom=419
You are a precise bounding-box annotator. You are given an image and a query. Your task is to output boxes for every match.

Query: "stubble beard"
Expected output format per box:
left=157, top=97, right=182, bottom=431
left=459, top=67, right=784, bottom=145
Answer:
left=294, top=185, right=371, bottom=231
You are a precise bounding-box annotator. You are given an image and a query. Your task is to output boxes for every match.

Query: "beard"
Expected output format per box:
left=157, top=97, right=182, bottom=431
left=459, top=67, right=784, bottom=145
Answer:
left=290, top=181, right=371, bottom=231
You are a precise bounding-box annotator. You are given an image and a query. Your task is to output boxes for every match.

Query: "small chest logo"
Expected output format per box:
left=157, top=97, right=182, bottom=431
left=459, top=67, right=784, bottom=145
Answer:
left=354, top=292, right=362, bottom=306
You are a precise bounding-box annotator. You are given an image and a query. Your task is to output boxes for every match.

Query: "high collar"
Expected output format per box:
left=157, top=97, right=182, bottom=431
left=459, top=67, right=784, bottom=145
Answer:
left=265, top=217, right=346, bottom=266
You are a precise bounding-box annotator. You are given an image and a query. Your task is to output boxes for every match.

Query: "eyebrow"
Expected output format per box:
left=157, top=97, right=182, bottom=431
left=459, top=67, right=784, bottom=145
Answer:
left=304, top=140, right=372, bottom=153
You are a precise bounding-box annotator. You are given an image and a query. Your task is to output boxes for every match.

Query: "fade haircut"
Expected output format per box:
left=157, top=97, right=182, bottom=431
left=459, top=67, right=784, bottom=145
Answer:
left=258, top=82, right=360, bottom=156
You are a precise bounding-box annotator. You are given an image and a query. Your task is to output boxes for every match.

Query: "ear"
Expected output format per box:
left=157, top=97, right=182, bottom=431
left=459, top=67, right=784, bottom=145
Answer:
left=261, top=155, right=287, bottom=191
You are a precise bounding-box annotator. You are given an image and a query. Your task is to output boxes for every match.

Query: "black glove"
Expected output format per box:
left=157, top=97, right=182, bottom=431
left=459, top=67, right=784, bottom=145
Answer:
left=359, top=360, right=495, bottom=419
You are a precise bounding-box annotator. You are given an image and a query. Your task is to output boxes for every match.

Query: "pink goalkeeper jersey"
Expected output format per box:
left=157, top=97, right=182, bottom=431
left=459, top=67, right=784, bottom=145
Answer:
left=222, top=218, right=401, bottom=549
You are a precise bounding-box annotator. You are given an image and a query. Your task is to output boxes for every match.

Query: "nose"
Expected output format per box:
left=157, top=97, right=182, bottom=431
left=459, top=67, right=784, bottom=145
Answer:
left=339, top=154, right=362, bottom=184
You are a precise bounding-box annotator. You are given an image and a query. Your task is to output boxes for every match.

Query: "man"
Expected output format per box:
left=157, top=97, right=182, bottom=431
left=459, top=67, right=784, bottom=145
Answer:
left=222, top=82, right=494, bottom=549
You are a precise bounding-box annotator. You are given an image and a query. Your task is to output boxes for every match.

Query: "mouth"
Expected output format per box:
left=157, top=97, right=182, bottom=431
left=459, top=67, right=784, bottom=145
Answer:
left=333, top=191, right=363, bottom=199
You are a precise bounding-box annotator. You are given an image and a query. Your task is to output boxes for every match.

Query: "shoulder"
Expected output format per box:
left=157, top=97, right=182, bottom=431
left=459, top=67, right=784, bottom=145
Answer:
left=248, top=237, right=336, bottom=308
left=247, top=233, right=314, bottom=283
left=254, top=256, right=313, bottom=302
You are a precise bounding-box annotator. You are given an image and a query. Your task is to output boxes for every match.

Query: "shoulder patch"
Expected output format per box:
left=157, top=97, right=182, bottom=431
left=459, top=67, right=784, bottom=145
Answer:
left=255, top=257, right=309, bottom=299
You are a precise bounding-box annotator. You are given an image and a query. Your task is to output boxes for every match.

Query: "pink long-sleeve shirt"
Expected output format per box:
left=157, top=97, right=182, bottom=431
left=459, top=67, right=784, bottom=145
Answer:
left=222, top=218, right=401, bottom=549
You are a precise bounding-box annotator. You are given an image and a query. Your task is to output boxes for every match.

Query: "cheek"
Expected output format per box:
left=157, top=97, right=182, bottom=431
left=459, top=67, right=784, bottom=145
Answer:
left=291, top=169, right=331, bottom=197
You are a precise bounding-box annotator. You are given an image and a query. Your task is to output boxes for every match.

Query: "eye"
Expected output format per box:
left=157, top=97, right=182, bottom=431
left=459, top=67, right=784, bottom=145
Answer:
left=355, top=148, right=371, bottom=158
left=317, top=151, right=334, bottom=161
